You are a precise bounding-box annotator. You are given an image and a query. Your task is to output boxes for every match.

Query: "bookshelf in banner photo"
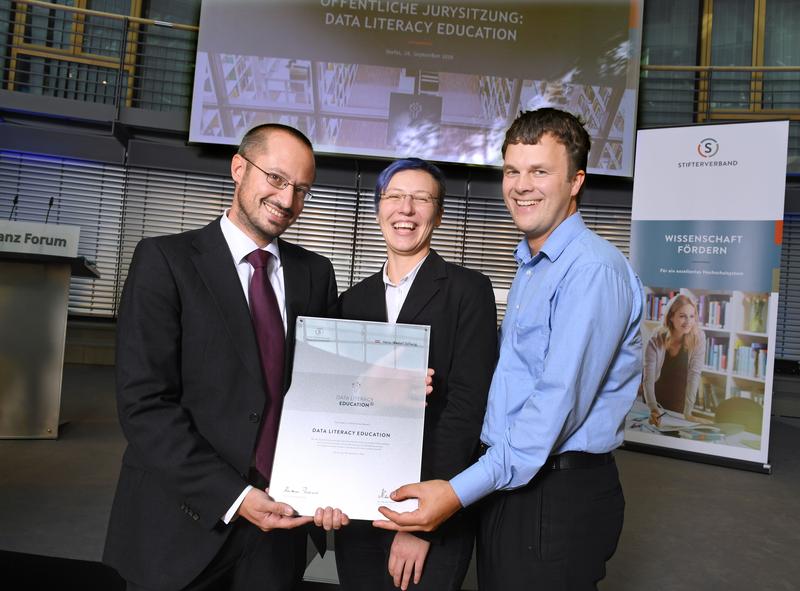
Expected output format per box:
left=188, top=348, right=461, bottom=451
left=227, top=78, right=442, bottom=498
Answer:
left=642, top=287, right=770, bottom=422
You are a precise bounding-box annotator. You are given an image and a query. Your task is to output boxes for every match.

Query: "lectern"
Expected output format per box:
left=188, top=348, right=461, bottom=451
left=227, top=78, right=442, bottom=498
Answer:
left=0, top=220, right=99, bottom=438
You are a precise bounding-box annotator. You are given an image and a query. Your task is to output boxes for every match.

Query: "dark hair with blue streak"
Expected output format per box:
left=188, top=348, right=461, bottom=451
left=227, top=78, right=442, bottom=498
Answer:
left=373, top=158, right=446, bottom=213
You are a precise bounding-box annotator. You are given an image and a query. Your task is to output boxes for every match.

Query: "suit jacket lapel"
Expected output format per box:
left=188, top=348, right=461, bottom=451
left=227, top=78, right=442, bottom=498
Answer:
left=358, top=272, right=389, bottom=322
left=191, top=218, right=263, bottom=388
left=278, top=238, right=310, bottom=380
left=397, top=250, right=446, bottom=324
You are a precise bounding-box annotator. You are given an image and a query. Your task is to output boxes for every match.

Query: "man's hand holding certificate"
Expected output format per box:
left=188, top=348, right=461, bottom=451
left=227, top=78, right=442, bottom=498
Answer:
left=269, top=317, right=429, bottom=520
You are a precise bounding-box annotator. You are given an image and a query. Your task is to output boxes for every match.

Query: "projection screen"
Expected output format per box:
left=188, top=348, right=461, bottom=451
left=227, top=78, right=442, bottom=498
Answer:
left=190, top=0, right=643, bottom=176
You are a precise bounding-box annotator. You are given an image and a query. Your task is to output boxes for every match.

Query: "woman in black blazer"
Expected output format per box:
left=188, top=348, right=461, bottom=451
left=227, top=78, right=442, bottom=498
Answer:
left=335, top=158, right=498, bottom=591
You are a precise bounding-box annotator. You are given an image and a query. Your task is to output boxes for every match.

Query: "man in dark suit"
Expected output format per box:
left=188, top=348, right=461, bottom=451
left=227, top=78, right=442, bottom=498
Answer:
left=103, top=124, right=345, bottom=591
left=334, top=158, right=497, bottom=591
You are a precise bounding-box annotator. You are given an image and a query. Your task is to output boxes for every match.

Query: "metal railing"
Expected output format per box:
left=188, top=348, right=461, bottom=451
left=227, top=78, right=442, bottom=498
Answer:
left=0, top=0, right=198, bottom=113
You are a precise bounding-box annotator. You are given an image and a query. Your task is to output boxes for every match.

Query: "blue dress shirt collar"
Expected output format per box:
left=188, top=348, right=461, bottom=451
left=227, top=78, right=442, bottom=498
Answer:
left=514, top=212, right=587, bottom=266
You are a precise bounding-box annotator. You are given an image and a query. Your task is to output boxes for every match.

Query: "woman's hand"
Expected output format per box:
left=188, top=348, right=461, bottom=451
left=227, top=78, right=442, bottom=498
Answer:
left=648, top=409, right=663, bottom=427
left=313, top=506, right=350, bottom=530
left=388, top=531, right=430, bottom=590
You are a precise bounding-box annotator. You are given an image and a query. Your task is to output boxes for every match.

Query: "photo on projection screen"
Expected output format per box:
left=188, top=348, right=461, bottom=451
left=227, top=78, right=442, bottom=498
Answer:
left=189, top=0, right=643, bottom=176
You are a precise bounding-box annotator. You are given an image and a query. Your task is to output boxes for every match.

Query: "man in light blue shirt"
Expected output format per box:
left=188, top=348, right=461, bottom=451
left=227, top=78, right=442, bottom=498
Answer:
left=375, top=108, right=643, bottom=590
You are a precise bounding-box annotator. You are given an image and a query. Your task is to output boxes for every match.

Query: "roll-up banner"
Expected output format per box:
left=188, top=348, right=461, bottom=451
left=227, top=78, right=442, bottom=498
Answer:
left=625, top=121, right=789, bottom=471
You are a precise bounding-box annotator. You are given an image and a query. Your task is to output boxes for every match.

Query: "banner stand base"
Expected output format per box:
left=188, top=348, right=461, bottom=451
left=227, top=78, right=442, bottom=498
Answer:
left=620, top=441, right=771, bottom=475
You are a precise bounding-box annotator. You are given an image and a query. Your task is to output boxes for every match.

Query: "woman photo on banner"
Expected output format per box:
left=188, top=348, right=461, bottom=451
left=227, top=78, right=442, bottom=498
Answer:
left=642, top=294, right=711, bottom=427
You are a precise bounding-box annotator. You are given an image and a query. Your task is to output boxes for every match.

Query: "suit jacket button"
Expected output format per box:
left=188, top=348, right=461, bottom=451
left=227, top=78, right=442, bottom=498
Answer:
left=249, top=413, right=259, bottom=423
left=192, top=513, right=200, bottom=521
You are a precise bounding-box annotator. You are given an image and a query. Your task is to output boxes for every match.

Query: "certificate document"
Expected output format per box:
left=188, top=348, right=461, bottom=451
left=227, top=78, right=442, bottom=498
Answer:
left=269, top=316, right=429, bottom=520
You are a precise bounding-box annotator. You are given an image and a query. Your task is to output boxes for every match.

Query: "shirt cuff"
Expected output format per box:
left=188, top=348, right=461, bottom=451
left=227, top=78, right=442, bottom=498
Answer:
left=223, top=485, right=253, bottom=524
left=449, top=460, right=495, bottom=508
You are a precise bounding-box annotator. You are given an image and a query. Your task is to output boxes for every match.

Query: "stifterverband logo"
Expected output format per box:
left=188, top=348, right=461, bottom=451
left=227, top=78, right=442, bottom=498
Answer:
left=697, top=138, right=719, bottom=158
left=677, top=137, right=736, bottom=168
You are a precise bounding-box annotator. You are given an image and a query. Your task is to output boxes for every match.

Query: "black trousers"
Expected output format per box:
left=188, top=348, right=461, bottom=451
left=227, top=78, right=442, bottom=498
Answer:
left=126, top=518, right=307, bottom=591
left=334, top=520, right=474, bottom=591
left=476, top=459, right=625, bottom=591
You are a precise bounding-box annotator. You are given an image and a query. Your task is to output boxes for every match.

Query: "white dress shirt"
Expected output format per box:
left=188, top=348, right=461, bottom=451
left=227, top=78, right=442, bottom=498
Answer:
left=383, top=255, right=428, bottom=323
left=220, top=210, right=287, bottom=332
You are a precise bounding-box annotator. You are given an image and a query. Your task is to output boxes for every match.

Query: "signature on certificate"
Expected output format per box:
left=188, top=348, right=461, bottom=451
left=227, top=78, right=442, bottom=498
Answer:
left=282, top=485, right=319, bottom=495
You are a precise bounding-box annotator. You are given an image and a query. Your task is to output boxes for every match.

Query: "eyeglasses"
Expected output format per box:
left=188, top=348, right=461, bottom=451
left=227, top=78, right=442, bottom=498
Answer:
left=240, top=154, right=313, bottom=201
left=380, top=191, right=437, bottom=205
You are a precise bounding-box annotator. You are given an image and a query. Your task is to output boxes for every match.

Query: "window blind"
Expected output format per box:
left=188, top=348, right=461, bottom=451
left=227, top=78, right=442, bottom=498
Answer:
left=777, top=214, right=800, bottom=361
left=119, top=166, right=231, bottom=311
left=1, top=152, right=797, bottom=362
left=280, top=184, right=359, bottom=293
left=0, top=151, right=125, bottom=316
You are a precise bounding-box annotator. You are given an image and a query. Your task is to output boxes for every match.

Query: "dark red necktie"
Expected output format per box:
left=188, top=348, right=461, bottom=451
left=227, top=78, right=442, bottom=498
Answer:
left=245, top=249, right=285, bottom=482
